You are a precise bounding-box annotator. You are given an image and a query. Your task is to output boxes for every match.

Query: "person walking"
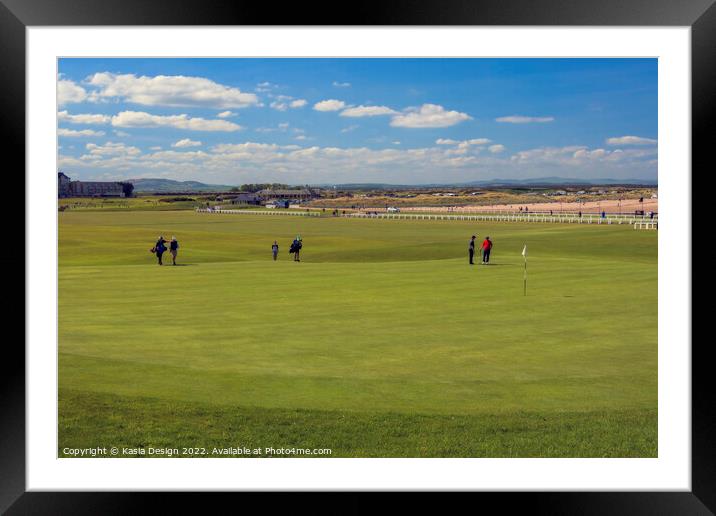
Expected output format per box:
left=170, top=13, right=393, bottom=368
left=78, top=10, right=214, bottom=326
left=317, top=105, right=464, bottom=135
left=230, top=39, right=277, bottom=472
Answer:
left=153, top=235, right=167, bottom=265
left=295, top=236, right=302, bottom=261
left=290, top=236, right=303, bottom=262
left=469, top=235, right=477, bottom=265
left=169, top=236, right=179, bottom=265
left=481, top=236, right=493, bottom=264
left=272, top=241, right=279, bottom=261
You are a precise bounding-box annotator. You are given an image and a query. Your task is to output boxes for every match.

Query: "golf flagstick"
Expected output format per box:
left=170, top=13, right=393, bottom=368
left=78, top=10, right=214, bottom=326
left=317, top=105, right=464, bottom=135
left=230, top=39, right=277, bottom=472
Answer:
left=522, top=244, right=528, bottom=296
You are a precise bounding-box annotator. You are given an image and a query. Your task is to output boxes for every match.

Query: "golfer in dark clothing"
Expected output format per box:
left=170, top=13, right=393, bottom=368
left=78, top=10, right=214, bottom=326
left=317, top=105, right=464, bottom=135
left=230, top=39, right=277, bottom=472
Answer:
left=289, top=237, right=302, bottom=261
left=482, top=236, right=493, bottom=264
left=469, top=235, right=477, bottom=264
left=272, top=241, right=279, bottom=260
left=169, top=236, right=179, bottom=265
left=153, top=236, right=167, bottom=265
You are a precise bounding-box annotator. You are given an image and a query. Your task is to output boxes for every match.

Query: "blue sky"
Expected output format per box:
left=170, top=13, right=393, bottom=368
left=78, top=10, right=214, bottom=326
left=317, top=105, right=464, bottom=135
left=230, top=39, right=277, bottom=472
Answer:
left=57, top=58, right=657, bottom=185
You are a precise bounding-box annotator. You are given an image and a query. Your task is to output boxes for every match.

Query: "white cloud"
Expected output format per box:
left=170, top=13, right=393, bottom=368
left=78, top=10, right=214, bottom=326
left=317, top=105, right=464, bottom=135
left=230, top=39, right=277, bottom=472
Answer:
left=217, top=111, right=236, bottom=118
left=573, top=148, right=607, bottom=159
left=111, top=111, right=242, bottom=132
left=58, top=128, right=105, bottom=137
left=340, top=105, right=397, bottom=117
left=390, top=104, right=471, bottom=128
left=313, top=99, right=347, bottom=112
left=59, top=138, right=657, bottom=184
left=271, top=98, right=307, bottom=111
left=87, top=73, right=259, bottom=109
left=255, top=82, right=277, bottom=93
left=467, top=138, right=491, bottom=145
left=333, top=81, right=351, bottom=88
left=145, top=150, right=208, bottom=162
left=510, top=145, right=656, bottom=166
left=270, top=101, right=289, bottom=111
left=58, top=80, right=87, bottom=106
left=341, top=125, right=359, bottom=133
left=83, top=142, right=141, bottom=158
left=57, top=111, right=111, bottom=125
left=495, top=115, right=555, bottom=124
left=436, top=138, right=491, bottom=147
left=606, top=135, right=657, bottom=146
left=212, top=142, right=288, bottom=154
left=172, top=138, right=202, bottom=148
left=489, top=144, right=506, bottom=154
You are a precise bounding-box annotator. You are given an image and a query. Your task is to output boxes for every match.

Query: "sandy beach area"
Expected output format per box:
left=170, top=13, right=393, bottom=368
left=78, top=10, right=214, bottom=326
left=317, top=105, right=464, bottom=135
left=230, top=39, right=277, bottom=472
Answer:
left=397, top=198, right=658, bottom=215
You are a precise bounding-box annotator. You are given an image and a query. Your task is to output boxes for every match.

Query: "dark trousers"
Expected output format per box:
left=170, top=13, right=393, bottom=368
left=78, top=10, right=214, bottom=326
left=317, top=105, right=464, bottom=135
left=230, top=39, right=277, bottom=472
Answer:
left=273, top=252, right=278, bottom=260
left=483, top=249, right=491, bottom=263
left=157, top=251, right=164, bottom=265
left=469, top=249, right=474, bottom=264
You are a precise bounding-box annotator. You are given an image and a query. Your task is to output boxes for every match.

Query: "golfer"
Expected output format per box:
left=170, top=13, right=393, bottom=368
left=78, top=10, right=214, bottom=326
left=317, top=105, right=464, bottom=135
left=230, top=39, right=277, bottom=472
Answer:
left=469, top=235, right=477, bottom=265
left=294, top=236, right=303, bottom=261
left=153, top=235, right=167, bottom=265
left=272, top=241, right=279, bottom=261
left=482, top=236, right=493, bottom=264
left=289, top=236, right=303, bottom=262
left=169, top=236, right=179, bottom=265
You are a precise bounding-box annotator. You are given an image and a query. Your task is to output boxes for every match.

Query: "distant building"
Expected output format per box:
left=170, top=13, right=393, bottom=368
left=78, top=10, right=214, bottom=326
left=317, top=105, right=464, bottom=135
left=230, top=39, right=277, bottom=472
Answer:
left=58, top=172, right=126, bottom=198
left=229, top=193, right=261, bottom=205
left=256, top=188, right=316, bottom=202
left=58, top=172, right=71, bottom=197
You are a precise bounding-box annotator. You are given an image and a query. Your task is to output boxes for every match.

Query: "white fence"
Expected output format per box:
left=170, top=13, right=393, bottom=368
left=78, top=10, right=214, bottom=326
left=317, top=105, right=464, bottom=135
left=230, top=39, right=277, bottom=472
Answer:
left=347, top=212, right=655, bottom=225
left=634, top=221, right=658, bottom=230
left=197, top=208, right=321, bottom=217
left=197, top=208, right=658, bottom=227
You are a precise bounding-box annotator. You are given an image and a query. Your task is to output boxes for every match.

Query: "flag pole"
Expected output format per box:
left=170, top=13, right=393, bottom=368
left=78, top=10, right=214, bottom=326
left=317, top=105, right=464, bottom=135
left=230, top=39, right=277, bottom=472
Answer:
left=522, top=244, right=528, bottom=296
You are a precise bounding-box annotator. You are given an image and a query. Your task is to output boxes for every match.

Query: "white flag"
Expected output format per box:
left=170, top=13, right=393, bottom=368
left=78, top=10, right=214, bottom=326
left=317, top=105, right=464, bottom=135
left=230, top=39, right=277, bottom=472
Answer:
left=522, top=245, right=527, bottom=257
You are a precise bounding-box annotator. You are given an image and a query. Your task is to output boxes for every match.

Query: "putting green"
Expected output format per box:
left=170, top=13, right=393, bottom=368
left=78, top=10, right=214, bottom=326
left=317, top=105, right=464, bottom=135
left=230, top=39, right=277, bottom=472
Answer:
left=59, top=210, right=657, bottom=457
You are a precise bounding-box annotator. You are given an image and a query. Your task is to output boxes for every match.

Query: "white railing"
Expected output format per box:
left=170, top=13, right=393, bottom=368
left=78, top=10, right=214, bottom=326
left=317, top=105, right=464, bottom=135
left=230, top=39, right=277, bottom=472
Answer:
left=196, top=208, right=657, bottom=227
left=197, top=208, right=321, bottom=217
left=634, top=221, right=658, bottom=230
left=346, top=212, right=656, bottom=226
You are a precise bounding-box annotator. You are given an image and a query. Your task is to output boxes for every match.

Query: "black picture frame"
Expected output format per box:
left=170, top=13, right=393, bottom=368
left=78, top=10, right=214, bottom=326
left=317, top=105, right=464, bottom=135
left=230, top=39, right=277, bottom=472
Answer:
left=3, top=0, right=708, bottom=513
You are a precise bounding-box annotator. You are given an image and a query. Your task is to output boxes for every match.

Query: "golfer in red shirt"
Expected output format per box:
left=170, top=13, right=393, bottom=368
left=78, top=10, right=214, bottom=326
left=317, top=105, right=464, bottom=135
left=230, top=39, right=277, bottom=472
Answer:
left=482, top=236, right=493, bottom=264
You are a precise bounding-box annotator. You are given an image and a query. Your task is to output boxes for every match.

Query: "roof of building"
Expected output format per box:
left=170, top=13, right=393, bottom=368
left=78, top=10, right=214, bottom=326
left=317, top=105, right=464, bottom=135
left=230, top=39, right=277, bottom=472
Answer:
left=229, top=193, right=260, bottom=200
left=258, top=188, right=312, bottom=195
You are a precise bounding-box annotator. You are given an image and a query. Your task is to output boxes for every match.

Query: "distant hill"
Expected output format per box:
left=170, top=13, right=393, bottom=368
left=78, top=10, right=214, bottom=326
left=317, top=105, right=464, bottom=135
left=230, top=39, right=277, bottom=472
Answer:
left=128, top=178, right=234, bottom=192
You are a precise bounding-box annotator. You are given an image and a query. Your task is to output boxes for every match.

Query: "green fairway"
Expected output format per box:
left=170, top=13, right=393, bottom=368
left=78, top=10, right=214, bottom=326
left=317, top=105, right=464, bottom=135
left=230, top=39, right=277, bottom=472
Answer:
left=58, top=210, right=657, bottom=457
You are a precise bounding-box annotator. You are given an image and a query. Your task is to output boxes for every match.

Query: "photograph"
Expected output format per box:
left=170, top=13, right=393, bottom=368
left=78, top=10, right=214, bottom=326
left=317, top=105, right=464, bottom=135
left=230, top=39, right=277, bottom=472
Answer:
left=56, top=57, right=658, bottom=459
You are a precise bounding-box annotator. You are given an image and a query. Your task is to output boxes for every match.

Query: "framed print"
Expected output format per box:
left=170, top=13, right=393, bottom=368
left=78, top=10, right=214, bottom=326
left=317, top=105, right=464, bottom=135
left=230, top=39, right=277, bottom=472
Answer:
left=4, top=0, right=710, bottom=512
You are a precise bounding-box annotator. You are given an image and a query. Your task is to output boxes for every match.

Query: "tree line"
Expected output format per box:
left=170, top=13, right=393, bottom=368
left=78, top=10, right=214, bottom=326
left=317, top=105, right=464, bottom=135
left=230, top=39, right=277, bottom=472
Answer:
left=230, top=183, right=291, bottom=193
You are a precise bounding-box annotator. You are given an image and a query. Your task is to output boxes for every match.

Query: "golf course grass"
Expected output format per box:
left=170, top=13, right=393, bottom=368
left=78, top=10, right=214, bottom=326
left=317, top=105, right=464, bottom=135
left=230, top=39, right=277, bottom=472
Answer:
left=58, top=210, right=657, bottom=457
